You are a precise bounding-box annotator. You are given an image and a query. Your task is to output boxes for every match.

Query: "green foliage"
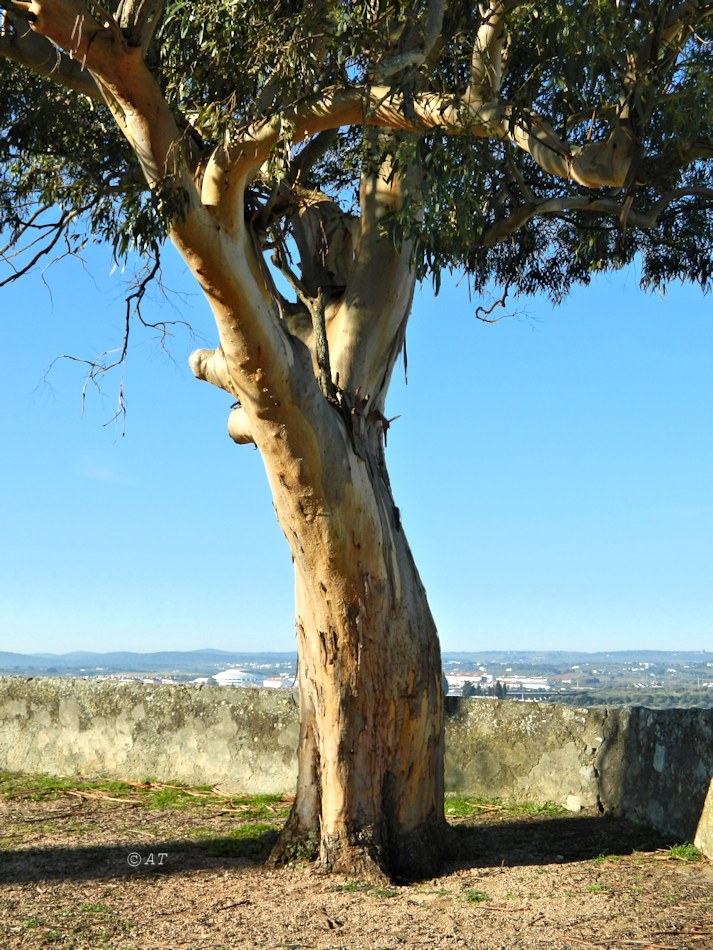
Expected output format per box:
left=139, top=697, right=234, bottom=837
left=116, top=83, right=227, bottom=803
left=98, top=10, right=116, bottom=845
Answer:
left=552, top=688, right=713, bottom=709
left=1, top=1, right=712, bottom=299
left=0, top=61, right=166, bottom=264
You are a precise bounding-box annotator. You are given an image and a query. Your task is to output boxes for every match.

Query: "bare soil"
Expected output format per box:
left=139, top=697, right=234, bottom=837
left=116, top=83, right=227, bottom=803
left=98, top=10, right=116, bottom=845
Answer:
left=1, top=790, right=711, bottom=949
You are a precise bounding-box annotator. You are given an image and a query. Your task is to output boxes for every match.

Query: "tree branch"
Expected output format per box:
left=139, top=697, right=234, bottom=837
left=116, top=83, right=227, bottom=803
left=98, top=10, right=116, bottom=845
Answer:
left=327, top=136, right=418, bottom=409
left=288, top=130, right=339, bottom=186
left=373, top=0, right=445, bottom=80
left=468, top=0, right=525, bottom=103
left=0, top=206, right=87, bottom=286
left=479, top=186, right=713, bottom=246
left=203, top=80, right=645, bottom=238
left=115, top=0, right=163, bottom=52
left=21, top=0, right=197, bottom=195
left=200, top=86, right=504, bottom=233
left=635, top=1, right=713, bottom=73
left=0, top=5, right=102, bottom=98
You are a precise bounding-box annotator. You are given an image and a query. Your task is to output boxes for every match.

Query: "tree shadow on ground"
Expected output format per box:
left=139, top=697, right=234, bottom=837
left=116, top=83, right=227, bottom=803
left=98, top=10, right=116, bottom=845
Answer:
left=0, top=830, right=278, bottom=884
left=445, top=812, right=675, bottom=874
left=0, top=813, right=676, bottom=885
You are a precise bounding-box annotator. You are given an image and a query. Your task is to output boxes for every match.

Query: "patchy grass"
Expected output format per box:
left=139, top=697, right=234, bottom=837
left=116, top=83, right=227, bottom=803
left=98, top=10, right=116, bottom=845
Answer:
left=2, top=776, right=710, bottom=950
left=0, top=773, right=138, bottom=802
left=332, top=881, right=400, bottom=899
left=589, top=851, right=613, bottom=864
left=78, top=903, right=113, bottom=914
left=0, top=771, right=291, bottom=863
left=421, top=886, right=452, bottom=897
left=0, top=772, right=292, bottom=821
left=666, top=843, right=702, bottom=862
left=463, top=889, right=490, bottom=904
left=193, top=823, right=280, bottom=860
left=445, top=795, right=565, bottom=819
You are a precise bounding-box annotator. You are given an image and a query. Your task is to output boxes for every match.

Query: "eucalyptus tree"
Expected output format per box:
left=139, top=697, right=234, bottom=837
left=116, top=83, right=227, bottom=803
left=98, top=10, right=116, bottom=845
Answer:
left=1, top=0, right=712, bottom=879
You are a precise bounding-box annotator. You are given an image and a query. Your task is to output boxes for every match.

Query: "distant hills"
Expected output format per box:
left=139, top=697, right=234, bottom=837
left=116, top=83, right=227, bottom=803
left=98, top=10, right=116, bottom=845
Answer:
left=0, top=647, right=710, bottom=677
left=0, top=649, right=297, bottom=675
left=443, top=649, right=713, bottom=666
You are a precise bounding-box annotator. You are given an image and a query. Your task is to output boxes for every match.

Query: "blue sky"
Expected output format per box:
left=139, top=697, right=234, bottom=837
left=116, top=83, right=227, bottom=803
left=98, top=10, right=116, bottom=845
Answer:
left=1, top=244, right=711, bottom=654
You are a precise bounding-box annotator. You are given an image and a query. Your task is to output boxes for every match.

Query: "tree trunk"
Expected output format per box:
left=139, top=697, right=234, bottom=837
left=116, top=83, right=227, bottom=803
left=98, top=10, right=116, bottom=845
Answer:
left=262, top=405, right=446, bottom=881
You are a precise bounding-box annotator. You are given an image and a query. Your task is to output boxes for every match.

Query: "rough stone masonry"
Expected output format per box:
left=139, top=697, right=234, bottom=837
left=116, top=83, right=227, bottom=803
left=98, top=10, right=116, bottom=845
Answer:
left=0, top=677, right=711, bottom=850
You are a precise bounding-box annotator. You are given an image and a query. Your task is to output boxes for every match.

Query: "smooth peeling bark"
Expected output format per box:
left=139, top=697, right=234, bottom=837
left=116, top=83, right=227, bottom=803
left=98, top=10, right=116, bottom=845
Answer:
left=182, top=161, right=445, bottom=879
left=258, top=404, right=446, bottom=880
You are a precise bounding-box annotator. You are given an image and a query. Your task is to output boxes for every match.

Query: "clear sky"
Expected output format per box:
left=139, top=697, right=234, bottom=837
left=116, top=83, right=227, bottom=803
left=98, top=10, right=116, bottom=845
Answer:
left=1, top=244, right=711, bottom=654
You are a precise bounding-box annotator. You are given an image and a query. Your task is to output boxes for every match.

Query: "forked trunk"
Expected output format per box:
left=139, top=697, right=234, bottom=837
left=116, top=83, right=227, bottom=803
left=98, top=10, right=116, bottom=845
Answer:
left=262, top=410, right=446, bottom=880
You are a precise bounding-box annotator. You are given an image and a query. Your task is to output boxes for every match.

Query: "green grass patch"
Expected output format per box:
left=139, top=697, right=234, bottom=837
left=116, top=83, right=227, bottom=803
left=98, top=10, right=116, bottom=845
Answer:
left=585, top=883, right=610, bottom=893
left=193, top=823, right=279, bottom=859
left=463, top=888, right=489, bottom=904
left=332, top=881, right=399, bottom=899
left=445, top=794, right=565, bottom=819
left=79, top=903, right=112, bottom=915
left=0, top=772, right=125, bottom=802
left=667, top=842, right=702, bottom=862
left=0, top=770, right=292, bottom=861
left=0, top=771, right=291, bottom=819
left=421, top=886, right=452, bottom=896
left=589, top=851, right=610, bottom=863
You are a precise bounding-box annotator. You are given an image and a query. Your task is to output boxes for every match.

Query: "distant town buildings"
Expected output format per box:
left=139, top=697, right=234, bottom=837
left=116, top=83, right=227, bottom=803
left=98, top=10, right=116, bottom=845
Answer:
left=9, top=651, right=710, bottom=702
left=213, top=668, right=261, bottom=687
left=212, top=669, right=294, bottom=690
left=444, top=672, right=552, bottom=697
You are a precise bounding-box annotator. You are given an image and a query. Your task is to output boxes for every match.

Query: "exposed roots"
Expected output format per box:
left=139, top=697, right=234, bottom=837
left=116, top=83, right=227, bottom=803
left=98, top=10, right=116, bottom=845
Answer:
left=266, top=811, right=446, bottom=883
left=265, top=811, right=320, bottom=869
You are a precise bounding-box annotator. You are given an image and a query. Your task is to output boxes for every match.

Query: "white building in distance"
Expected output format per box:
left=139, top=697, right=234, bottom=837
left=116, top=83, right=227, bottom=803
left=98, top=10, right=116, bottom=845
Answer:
left=213, top=668, right=261, bottom=687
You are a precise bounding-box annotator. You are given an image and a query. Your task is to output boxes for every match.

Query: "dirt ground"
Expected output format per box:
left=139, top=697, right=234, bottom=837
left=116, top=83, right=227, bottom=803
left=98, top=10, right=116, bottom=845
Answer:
left=1, top=786, right=711, bottom=949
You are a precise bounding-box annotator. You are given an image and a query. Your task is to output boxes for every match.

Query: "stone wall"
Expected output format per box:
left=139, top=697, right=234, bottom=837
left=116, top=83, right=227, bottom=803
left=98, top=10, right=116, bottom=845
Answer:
left=1, top=678, right=711, bottom=845
left=0, top=678, right=299, bottom=794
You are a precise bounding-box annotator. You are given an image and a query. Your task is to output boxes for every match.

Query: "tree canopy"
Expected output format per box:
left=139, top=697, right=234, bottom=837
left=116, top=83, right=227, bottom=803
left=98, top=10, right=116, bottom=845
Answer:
left=2, top=1, right=712, bottom=305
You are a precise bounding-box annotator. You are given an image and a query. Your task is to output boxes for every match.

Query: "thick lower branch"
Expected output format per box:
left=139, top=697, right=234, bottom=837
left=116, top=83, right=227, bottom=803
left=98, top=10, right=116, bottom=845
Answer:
left=0, top=9, right=101, bottom=97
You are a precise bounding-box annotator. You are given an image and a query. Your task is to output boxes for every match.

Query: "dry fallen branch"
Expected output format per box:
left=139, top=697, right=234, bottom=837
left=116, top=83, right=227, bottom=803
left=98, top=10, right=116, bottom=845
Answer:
left=464, top=801, right=507, bottom=812
left=64, top=789, right=141, bottom=805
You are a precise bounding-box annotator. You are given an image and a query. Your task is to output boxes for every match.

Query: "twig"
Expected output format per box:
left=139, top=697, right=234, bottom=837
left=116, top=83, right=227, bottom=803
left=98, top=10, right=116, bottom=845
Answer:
left=213, top=900, right=252, bottom=912
left=64, top=789, right=141, bottom=805
left=122, top=780, right=224, bottom=797
left=464, top=801, right=507, bottom=812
